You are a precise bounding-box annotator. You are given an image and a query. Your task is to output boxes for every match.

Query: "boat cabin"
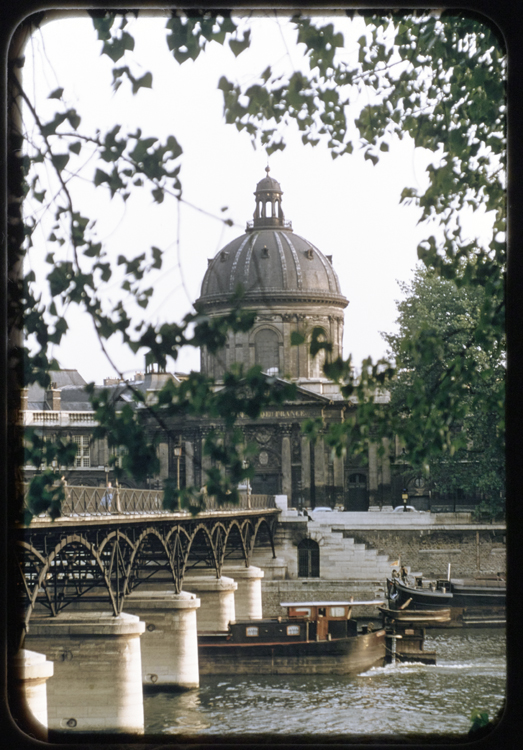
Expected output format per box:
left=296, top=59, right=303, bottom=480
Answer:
left=283, top=602, right=356, bottom=641
left=227, top=600, right=382, bottom=644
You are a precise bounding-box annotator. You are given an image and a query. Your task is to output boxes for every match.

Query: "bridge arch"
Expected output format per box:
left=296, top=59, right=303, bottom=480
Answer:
left=17, top=534, right=117, bottom=628
left=13, top=505, right=280, bottom=630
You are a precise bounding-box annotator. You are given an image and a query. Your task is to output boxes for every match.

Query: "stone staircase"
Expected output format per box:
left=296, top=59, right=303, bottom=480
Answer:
left=309, top=524, right=393, bottom=580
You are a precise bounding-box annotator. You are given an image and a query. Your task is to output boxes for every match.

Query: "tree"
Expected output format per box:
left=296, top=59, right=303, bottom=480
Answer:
left=382, top=266, right=505, bottom=516
left=218, top=10, right=506, bottom=473
left=7, top=9, right=506, bottom=520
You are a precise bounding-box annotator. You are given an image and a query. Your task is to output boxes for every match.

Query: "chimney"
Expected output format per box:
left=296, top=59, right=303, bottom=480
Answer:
left=46, top=382, right=61, bottom=411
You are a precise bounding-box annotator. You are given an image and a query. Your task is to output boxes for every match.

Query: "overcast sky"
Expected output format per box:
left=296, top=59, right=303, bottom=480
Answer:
left=22, top=11, right=495, bottom=385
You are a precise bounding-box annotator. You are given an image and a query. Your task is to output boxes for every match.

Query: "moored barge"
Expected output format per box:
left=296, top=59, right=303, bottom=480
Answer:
left=386, top=575, right=506, bottom=627
left=198, top=601, right=386, bottom=675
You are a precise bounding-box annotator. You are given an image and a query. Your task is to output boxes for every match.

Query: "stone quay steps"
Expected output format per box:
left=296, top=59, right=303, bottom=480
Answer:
left=311, top=524, right=393, bottom=579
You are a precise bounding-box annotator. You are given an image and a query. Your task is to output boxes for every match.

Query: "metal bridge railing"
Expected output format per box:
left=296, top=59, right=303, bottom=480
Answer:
left=21, top=484, right=276, bottom=518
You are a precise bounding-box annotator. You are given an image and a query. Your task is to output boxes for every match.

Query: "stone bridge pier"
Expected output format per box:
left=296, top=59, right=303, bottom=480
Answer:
left=124, top=590, right=201, bottom=690
left=11, top=649, right=54, bottom=739
left=24, top=612, right=145, bottom=734
left=19, top=564, right=266, bottom=732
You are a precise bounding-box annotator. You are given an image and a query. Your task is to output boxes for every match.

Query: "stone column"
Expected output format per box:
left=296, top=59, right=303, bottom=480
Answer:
left=368, top=442, right=378, bottom=508
left=222, top=566, right=264, bottom=620
left=333, top=452, right=344, bottom=506
left=281, top=432, right=292, bottom=498
left=381, top=437, right=392, bottom=507
left=24, top=612, right=145, bottom=734
left=314, top=437, right=326, bottom=505
left=185, top=440, right=194, bottom=487
left=201, top=435, right=212, bottom=482
left=301, top=435, right=310, bottom=506
left=124, top=590, right=200, bottom=689
left=11, top=649, right=54, bottom=737
left=183, top=574, right=237, bottom=632
left=157, top=442, right=169, bottom=480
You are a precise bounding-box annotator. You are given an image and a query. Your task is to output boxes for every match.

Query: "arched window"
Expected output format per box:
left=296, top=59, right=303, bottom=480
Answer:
left=349, top=473, right=367, bottom=486
left=255, top=329, right=280, bottom=374
left=298, top=538, right=320, bottom=578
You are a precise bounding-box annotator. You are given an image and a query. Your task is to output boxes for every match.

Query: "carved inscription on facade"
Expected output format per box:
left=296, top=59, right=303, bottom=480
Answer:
left=259, top=410, right=307, bottom=419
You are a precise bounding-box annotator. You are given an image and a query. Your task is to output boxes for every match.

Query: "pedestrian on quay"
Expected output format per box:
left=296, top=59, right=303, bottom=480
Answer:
left=400, top=565, right=408, bottom=584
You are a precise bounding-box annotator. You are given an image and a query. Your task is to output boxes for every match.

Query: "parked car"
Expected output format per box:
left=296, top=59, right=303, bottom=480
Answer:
left=392, top=505, right=425, bottom=513
left=311, top=506, right=334, bottom=513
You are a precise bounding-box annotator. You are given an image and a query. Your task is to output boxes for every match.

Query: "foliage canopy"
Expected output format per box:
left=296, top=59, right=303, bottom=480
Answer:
left=8, top=9, right=505, bottom=520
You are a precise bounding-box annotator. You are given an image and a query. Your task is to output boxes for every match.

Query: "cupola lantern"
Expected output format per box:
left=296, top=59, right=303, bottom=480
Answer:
left=249, top=166, right=290, bottom=230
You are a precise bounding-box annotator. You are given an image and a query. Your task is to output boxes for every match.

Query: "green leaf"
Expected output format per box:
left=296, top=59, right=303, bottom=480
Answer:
left=66, top=109, right=81, bottom=130
left=51, top=153, right=70, bottom=173
left=41, top=113, right=67, bottom=137
left=229, top=29, right=251, bottom=57
left=151, top=246, right=163, bottom=269
left=152, top=187, right=164, bottom=203
left=290, top=331, right=305, bottom=346
left=94, top=168, right=111, bottom=187
left=132, top=72, right=153, bottom=94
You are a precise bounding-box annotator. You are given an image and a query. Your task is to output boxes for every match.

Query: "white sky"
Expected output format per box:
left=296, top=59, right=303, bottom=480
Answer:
left=21, top=11, right=496, bottom=385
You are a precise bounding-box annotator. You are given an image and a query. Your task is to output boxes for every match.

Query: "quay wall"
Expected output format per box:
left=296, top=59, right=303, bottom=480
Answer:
left=342, top=527, right=506, bottom=580
left=252, top=514, right=506, bottom=585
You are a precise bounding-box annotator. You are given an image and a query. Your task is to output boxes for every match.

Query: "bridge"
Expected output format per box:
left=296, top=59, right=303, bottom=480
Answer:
left=14, top=485, right=279, bottom=629
left=11, top=485, right=282, bottom=736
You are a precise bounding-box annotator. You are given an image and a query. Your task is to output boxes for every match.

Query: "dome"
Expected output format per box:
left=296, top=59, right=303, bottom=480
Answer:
left=197, top=170, right=348, bottom=312
left=255, top=172, right=282, bottom=193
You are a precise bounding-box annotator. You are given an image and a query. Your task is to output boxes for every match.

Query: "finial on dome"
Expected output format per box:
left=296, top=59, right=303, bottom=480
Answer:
left=265, top=163, right=270, bottom=177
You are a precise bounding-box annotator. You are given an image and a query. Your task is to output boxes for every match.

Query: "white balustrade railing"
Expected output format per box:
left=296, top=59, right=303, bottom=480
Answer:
left=23, top=411, right=96, bottom=426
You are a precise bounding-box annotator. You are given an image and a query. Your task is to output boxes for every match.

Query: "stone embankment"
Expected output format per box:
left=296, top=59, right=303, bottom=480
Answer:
left=252, top=507, right=506, bottom=617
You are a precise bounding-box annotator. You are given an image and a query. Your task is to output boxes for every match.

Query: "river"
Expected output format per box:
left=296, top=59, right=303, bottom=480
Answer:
left=144, top=628, right=505, bottom=740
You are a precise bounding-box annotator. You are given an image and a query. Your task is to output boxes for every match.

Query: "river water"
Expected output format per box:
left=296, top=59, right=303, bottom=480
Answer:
left=144, top=628, right=505, bottom=740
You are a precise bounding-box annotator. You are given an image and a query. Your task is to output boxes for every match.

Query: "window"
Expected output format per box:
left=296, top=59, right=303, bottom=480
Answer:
left=255, top=329, right=280, bottom=374
left=286, top=625, right=300, bottom=636
left=246, top=626, right=259, bottom=637
left=349, top=473, right=367, bottom=486
left=329, top=607, right=346, bottom=618
left=73, top=435, right=90, bottom=467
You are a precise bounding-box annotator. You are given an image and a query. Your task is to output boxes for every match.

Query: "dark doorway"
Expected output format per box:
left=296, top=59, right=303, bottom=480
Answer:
left=298, top=538, right=320, bottom=578
left=252, top=473, right=280, bottom=495
left=347, top=473, right=369, bottom=511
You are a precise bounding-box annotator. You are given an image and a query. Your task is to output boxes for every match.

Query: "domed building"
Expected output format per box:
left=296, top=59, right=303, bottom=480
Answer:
left=22, top=172, right=396, bottom=511
left=197, top=168, right=348, bottom=390
left=184, top=170, right=393, bottom=508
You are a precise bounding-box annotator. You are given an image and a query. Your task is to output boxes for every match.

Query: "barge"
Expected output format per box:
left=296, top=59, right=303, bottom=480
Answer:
left=386, top=575, right=506, bottom=627
left=198, top=600, right=386, bottom=675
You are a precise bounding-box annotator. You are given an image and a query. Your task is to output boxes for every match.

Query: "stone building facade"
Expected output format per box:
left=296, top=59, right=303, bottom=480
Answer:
left=21, top=171, right=480, bottom=512
left=165, top=169, right=396, bottom=509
